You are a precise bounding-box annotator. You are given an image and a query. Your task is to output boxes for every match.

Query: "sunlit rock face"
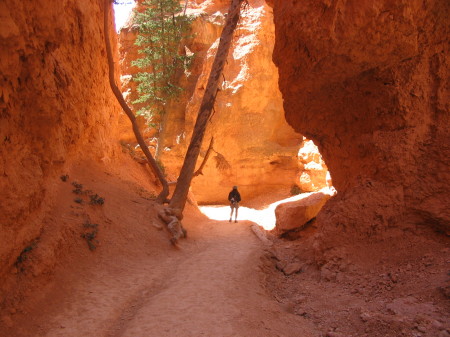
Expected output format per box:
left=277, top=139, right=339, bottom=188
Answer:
left=186, top=0, right=303, bottom=203
left=275, top=191, right=331, bottom=234
left=271, top=0, right=450, bottom=235
left=297, top=138, right=328, bottom=193
left=0, top=1, right=122, bottom=277
left=119, top=0, right=302, bottom=203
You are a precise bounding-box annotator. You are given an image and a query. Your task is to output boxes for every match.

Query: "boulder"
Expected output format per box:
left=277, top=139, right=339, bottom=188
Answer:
left=275, top=192, right=330, bottom=233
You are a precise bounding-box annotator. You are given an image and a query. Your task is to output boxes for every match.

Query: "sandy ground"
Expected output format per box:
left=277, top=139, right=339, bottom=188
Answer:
left=17, top=218, right=316, bottom=337
left=261, top=224, right=450, bottom=337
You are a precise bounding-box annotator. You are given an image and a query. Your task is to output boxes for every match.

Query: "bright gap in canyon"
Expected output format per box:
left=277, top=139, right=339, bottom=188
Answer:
left=0, top=1, right=448, bottom=337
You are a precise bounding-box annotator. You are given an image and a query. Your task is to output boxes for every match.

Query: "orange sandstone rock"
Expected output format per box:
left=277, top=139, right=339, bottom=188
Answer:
left=297, top=138, right=328, bottom=192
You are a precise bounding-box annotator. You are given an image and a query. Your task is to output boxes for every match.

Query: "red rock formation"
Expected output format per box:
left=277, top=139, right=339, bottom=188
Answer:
left=0, top=0, right=123, bottom=279
left=270, top=0, right=450, bottom=239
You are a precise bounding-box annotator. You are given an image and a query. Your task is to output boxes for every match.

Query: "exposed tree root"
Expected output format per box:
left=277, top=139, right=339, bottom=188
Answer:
left=157, top=207, right=187, bottom=245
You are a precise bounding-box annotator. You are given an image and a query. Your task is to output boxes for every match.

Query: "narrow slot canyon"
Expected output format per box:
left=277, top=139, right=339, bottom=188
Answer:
left=0, top=1, right=448, bottom=337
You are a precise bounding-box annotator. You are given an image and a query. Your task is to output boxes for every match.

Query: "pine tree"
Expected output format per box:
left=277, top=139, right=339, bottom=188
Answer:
left=132, top=0, right=193, bottom=122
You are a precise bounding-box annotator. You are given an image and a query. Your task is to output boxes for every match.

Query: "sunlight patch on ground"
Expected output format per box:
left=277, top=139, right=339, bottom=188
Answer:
left=199, top=205, right=276, bottom=230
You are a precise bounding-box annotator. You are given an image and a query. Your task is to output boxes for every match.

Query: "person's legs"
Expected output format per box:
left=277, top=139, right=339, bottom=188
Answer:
left=229, top=205, right=234, bottom=222
left=234, top=204, right=239, bottom=222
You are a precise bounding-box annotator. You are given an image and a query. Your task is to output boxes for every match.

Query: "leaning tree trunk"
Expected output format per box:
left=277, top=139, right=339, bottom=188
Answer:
left=103, top=0, right=169, bottom=203
left=169, top=0, right=243, bottom=213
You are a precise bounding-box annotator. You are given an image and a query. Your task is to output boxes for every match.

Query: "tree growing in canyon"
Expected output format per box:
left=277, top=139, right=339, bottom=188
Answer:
left=106, top=0, right=244, bottom=242
left=132, top=0, right=193, bottom=158
left=104, top=0, right=169, bottom=203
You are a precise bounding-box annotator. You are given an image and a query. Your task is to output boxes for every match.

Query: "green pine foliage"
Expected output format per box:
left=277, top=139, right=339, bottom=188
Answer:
left=132, top=0, right=193, bottom=121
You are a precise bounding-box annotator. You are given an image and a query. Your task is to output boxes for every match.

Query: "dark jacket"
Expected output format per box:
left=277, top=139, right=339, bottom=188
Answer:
left=228, top=189, right=241, bottom=203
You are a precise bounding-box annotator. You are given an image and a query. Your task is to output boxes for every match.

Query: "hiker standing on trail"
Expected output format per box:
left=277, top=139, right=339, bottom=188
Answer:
left=228, top=186, right=241, bottom=223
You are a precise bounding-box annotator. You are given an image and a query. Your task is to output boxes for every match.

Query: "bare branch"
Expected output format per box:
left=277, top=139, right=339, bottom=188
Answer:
left=193, top=137, right=214, bottom=177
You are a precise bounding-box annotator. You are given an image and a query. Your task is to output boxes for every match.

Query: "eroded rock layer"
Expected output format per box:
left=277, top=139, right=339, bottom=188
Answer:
left=271, top=0, right=449, bottom=237
left=0, top=0, right=122, bottom=278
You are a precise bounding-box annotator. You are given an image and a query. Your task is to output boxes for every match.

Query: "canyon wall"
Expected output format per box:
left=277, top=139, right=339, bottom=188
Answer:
left=270, top=0, right=449, bottom=238
left=119, top=0, right=302, bottom=203
left=0, top=0, right=122, bottom=278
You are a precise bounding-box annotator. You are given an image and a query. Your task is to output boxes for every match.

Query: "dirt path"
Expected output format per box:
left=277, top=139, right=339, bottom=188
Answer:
left=32, top=214, right=316, bottom=337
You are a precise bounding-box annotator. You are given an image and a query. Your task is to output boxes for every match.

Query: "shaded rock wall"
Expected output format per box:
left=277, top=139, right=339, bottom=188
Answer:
left=0, top=0, right=122, bottom=278
left=119, top=0, right=302, bottom=203
left=271, top=0, right=449, bottom=236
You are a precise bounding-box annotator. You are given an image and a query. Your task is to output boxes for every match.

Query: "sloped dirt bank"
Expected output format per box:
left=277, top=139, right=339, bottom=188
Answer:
left=0, top=158, right=163, bottom=331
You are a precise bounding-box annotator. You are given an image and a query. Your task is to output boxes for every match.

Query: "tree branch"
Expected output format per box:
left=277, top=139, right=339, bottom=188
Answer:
left=193, top=137, right=214, bottom=177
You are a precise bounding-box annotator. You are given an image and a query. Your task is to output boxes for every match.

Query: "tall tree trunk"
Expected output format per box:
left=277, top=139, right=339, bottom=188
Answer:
left=103, top=0, right=169, bottom=203
left=169, top=0, right=243, bottom=213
